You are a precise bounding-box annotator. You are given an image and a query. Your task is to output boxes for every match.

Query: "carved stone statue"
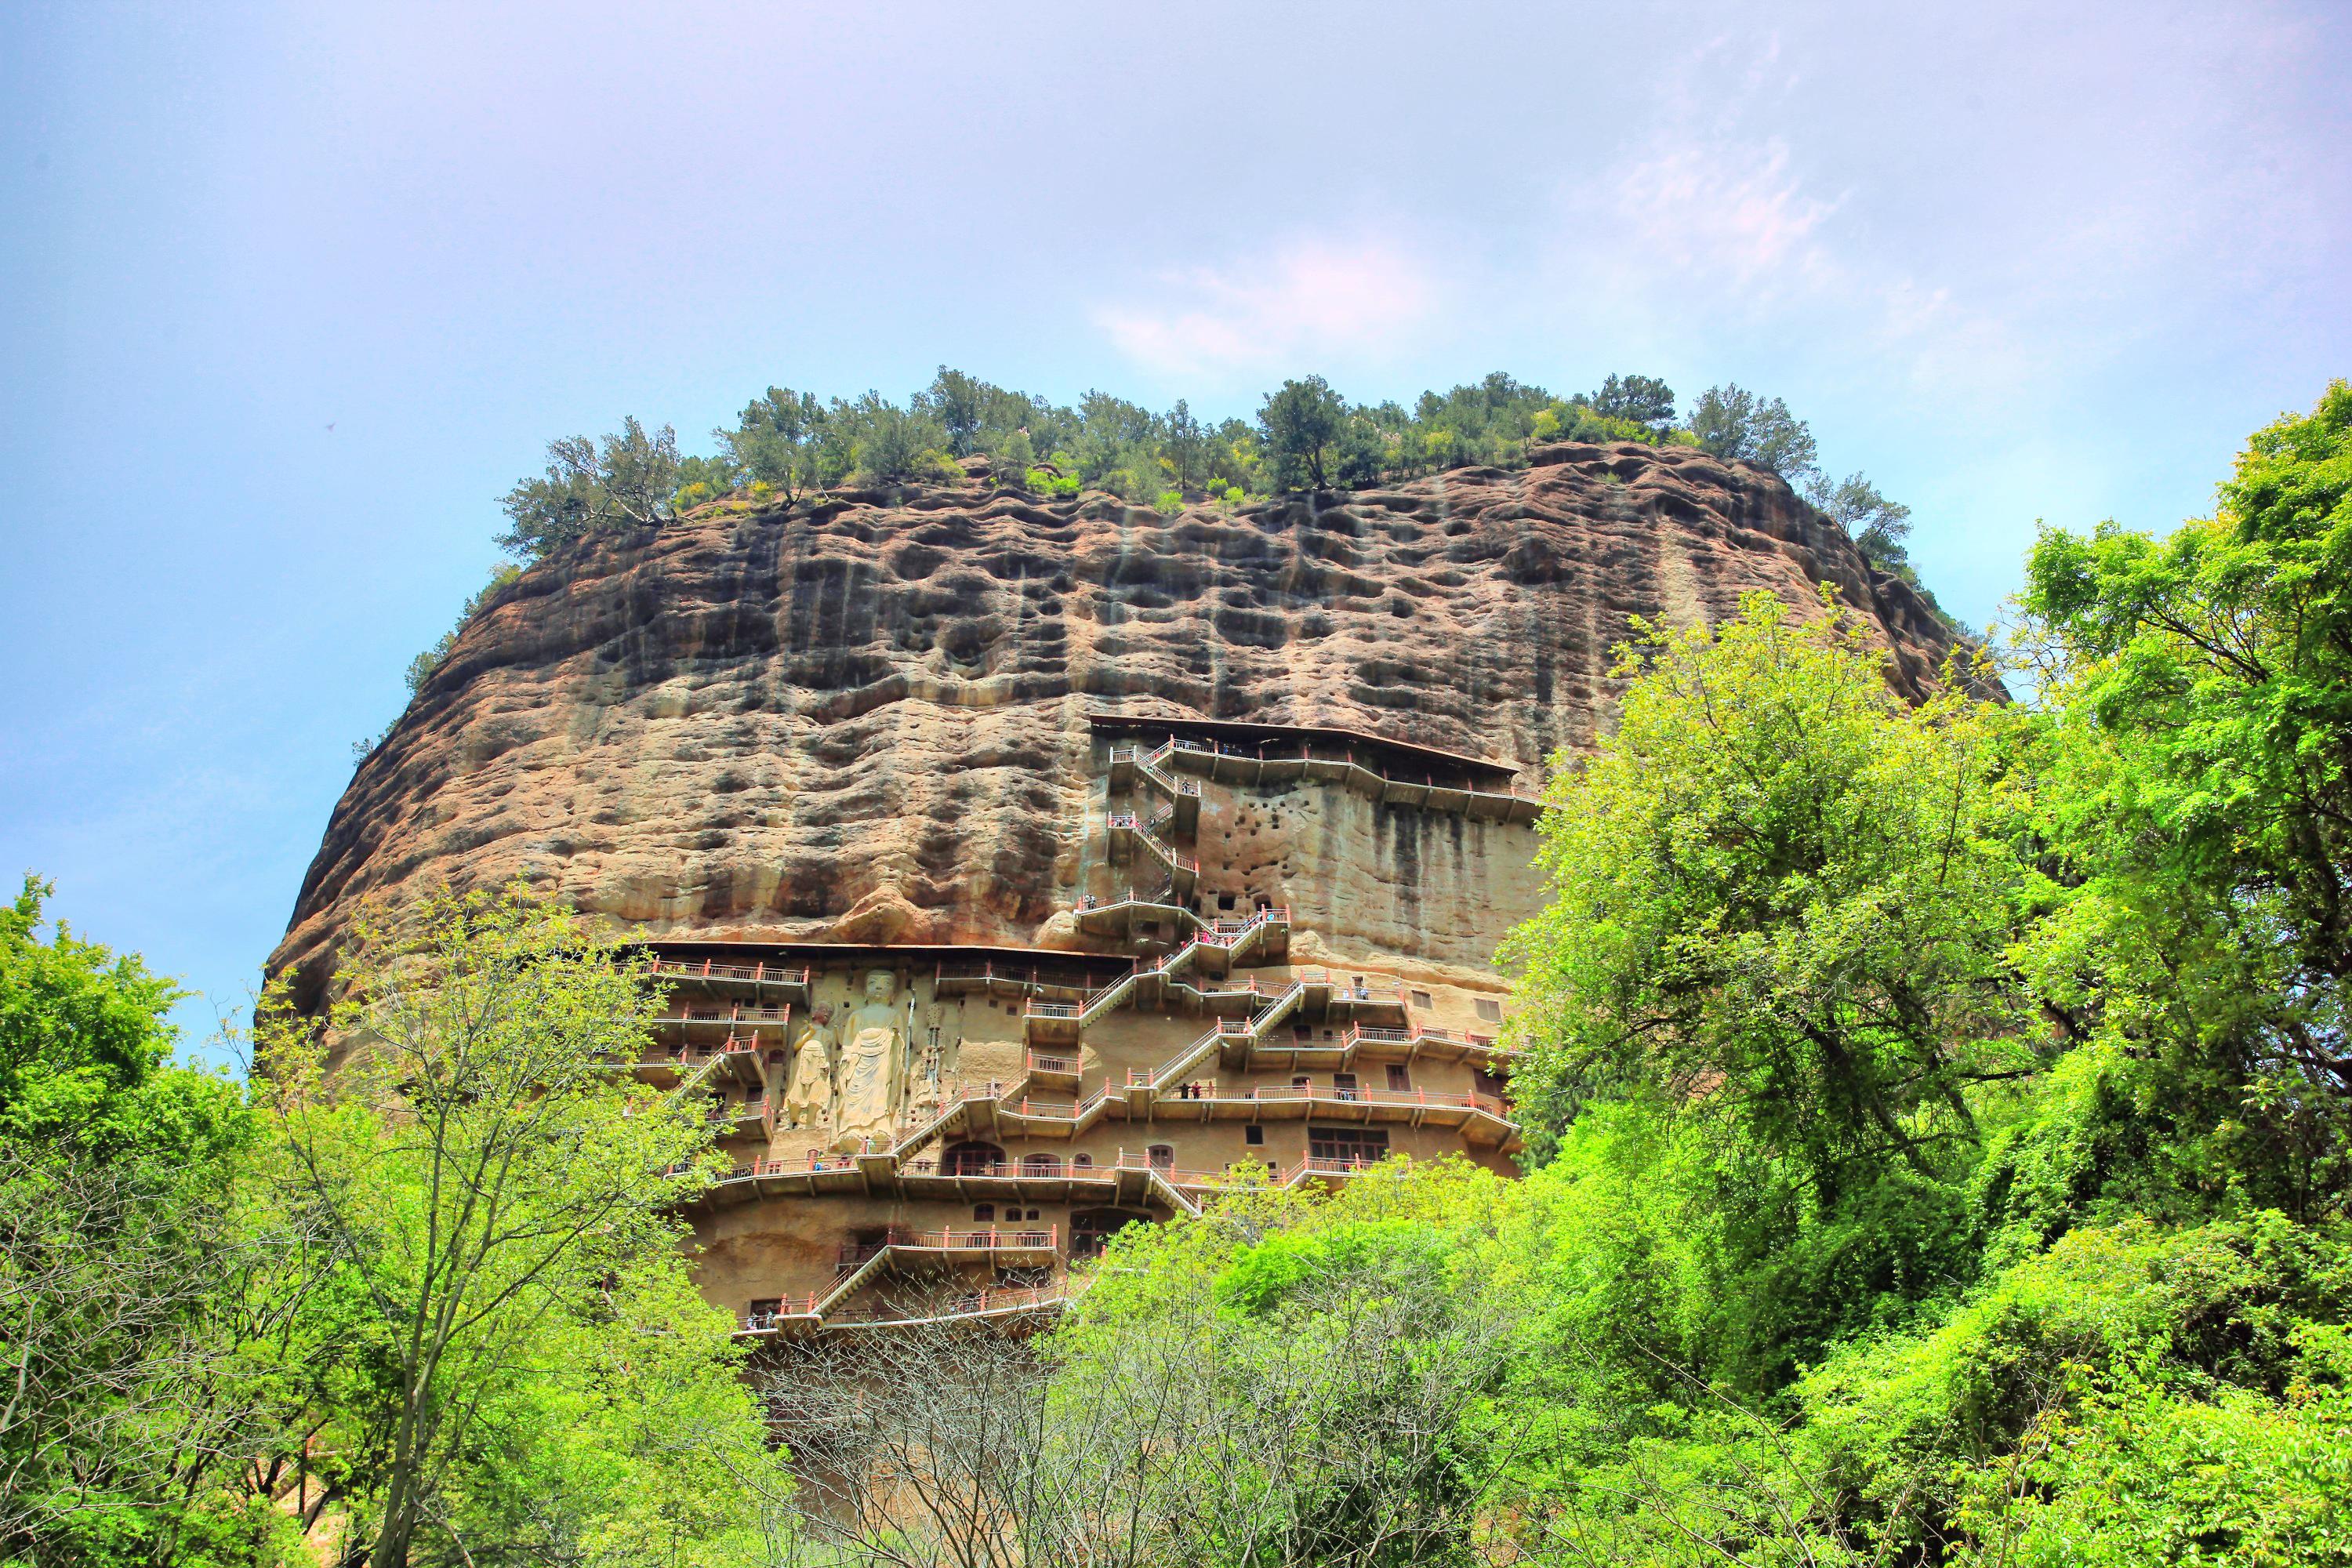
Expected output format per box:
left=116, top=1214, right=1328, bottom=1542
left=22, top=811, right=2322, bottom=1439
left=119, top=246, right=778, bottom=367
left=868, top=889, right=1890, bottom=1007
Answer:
left=782, top=1004, right=835, bottom=1130
left=831, top=971, right=908, bottom=1150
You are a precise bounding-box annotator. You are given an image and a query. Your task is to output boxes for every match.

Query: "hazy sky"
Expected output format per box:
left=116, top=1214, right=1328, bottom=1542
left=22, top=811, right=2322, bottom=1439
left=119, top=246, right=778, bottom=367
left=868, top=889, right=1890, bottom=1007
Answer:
left=4, top=0, right=2347, bottom=1053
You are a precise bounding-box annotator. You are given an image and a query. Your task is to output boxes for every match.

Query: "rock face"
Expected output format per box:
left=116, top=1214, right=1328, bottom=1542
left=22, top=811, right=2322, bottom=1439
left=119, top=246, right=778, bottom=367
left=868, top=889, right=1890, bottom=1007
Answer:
left=272, top=441, right=1970, bottom=1004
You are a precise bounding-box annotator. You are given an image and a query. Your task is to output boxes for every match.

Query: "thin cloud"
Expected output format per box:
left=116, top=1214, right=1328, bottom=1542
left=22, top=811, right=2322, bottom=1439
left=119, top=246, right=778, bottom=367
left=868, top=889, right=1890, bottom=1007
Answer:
left=1094, top=237, right=1447, bottom=382
left=1613, top=137, right=1840, bottom=289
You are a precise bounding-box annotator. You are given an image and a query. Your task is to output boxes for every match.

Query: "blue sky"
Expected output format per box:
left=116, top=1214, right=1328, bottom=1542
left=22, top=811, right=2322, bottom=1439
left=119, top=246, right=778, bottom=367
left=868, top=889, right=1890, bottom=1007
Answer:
left=3, top=1, right=2347, bottom=1055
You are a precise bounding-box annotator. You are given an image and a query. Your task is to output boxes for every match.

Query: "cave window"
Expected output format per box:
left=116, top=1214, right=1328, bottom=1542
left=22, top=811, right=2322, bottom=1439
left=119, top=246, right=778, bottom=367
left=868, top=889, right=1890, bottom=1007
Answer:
left=1386, top=1065, right=1410, bottom=1091
left=1410, top=989, right=1433, bottom=1011
left=1475, top=997, right=1503, bottom=1022
left=973, top=1204, right=995, bottom=1222
left=1244, top=1124, right=1265, bottom=1146
left=1218, top=892, right=1237, bottom=912
left=1072, top=1152, right=1093, bottom=1168
left=1147, top=1145, right=1174, bottom=1171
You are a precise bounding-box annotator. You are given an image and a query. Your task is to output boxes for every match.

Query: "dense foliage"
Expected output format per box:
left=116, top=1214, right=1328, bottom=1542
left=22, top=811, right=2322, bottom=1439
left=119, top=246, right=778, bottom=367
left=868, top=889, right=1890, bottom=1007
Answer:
left=491, top=367, right=1910, bottom=568
left=0, top=877, right=262, bottom=1564
left=1, top=887, right=793, bottom=1567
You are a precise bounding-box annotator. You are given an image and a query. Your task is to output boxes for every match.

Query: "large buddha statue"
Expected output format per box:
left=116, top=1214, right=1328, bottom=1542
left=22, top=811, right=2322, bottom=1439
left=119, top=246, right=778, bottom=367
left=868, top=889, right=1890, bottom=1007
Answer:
left=831, top=971, right=909, bottom=1151
left=782, top=1004, right=835, bottom=1130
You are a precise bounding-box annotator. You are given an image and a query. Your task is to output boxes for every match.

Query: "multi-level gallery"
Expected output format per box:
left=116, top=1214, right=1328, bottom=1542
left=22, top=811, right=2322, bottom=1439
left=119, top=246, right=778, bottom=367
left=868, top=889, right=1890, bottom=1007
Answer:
left=641, top=715, right=1540, bottom=1334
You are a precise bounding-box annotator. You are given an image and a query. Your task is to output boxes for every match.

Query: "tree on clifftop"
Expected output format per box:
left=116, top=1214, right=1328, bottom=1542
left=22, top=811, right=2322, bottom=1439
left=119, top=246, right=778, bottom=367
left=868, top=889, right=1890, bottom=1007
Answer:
left=719, top=386, right=827, bottom=505
left=1260, top=376, right=1347, bottom=492
left=1807, top=470, right=1915, bottom=574
left=498, top=416, right=682, bottom=556
left=1689, top=383, right=1819, bottom=477
left=1591, top=372, right=1677, bottom=434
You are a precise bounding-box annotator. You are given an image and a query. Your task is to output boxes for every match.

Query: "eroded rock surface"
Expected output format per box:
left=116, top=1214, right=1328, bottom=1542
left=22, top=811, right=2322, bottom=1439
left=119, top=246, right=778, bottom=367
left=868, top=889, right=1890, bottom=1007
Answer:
left=272, top=442, right=1973, bottom=1006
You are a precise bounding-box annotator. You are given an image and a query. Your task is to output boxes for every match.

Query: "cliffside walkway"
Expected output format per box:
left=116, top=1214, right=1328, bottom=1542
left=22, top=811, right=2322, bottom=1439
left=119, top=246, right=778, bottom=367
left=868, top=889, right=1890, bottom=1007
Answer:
left=1109, top=736, right=1543, bottom=823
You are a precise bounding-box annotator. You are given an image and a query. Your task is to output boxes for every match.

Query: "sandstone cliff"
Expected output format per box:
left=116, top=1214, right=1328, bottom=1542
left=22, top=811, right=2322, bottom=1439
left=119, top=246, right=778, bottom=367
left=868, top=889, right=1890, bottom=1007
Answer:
left=273, top=441, right=1973, bottom=1007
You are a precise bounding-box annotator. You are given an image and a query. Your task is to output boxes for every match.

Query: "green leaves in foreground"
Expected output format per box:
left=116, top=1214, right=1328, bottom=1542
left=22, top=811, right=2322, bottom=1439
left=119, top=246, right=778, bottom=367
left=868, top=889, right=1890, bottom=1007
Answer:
left=2, top=882, right=795, bottom=1568
left=1502, top=590, right=2042, bottom=1196
left=255, top=887, right=790, bottom=1568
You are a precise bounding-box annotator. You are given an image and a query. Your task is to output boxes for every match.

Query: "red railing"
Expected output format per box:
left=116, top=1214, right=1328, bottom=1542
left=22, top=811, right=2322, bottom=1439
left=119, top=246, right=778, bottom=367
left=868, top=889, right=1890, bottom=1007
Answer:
left=1025, top=1051, right=1079, bottom=1076
left=654, top=959, right=809, bottom=986
left=1313, top=1023, right=1512, bottom=1058
left=651, top=1004, right=794, bottom=1028
left=901, top=1156, right=1103, bottom=1180
left=1110, top=1149, right=1263, bottom=1188
left=995, top=1088, right=1107, bottom=1122
left=1105, top=1080, right=1511, bottom=1117
left=1286, top=1154, right=1388, bottom=1180
left=733, top=1151, right=859, bottom=1179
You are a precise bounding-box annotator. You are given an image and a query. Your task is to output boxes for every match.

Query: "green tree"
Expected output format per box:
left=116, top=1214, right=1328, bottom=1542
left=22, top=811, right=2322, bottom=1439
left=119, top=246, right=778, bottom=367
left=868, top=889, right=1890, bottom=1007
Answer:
left=498, top=417, right=682, bottom=557
left=1334, top=412, right=1392, bottom=488
left=822, top=390, right=949, bottom=485
left=1688, top=383, right=1820, bottom=478
left=1501, top=595, right=2039, bottom=1392
left=1041, top=1164, right=1517, bottom=1568
left=669, top=452, right=743, bottom=510
left=1504, top=593, right=2036, bottom=1183
left=718, top=386, right=828, bottom=505
left=1411, top=373, right=1556, bottom=470
left=2017, top=379, right=2352, bottom=1217
left=1806, top=470, right=1915, bottom=574
left=0, top=877, right=285, bottom=1566
left=257, top=889, right=784, bottom=1568
left=1163, top=398, right=1207, bottom=492
left=1590, top=372, right=1677, bottom=433
left=921, top=366, right=990, bottom=456
left=1259, top=376, right=1348, bottom=491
